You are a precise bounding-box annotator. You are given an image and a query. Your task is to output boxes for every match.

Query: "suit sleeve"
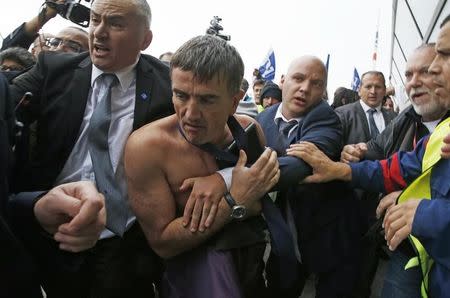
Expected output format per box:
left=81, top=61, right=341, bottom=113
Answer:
left=7, top=192, right=86, bottom=271
left=0, top=22, right=37, bottom=51
left=277, top=102, right=343, bottom=189
left=365, top=123, right=390, bottom=160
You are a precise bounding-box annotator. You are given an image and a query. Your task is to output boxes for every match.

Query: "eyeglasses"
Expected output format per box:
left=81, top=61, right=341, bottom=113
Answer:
left=46, top=37, right=83, bottom=53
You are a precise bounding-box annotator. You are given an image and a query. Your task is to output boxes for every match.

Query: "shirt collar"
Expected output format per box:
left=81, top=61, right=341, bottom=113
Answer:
left=91, top=59, right=138, bottom=91
left=359, top=99, right=382, bottom=113
left=274, top=102, right=303, bottom=124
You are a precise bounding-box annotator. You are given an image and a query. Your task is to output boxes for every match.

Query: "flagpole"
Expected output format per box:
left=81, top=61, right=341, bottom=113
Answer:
left=372, top=10, right=380, bottom=70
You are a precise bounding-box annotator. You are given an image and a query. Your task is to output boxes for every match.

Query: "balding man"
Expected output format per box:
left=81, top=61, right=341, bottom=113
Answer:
left=256, top=56, right=359, bottom=297
left=287, top=18, right=450, bottom=295
left=46, top=26, right=89, bottom=53
left=340, top=43, right=449, bottom=297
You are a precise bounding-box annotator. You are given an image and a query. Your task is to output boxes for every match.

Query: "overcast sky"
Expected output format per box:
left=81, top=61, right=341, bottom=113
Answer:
left=0, top=0, right=393, bottom=97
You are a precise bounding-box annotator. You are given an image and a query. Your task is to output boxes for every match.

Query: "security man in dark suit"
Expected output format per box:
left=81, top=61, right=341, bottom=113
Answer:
left=1, top=71, right=106, bottom=298
left=256, top=56, right=360, bottom=298
left=9, top=0, right=173, bottom=297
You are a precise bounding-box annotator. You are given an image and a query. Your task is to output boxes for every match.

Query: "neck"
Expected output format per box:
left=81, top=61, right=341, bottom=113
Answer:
left=422, top=110, right=447, bottom=122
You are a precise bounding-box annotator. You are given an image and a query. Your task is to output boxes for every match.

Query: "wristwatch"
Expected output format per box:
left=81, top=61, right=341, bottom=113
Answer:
left=223, top=192, right=247, bottom=220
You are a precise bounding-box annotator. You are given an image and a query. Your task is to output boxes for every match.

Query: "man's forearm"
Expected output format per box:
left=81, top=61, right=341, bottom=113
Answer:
left=151, top=200, right=233, bottom=259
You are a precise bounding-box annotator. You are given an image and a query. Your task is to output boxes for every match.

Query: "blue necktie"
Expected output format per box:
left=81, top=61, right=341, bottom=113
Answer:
left=179, top=116, right=299, bottom=289
left=368, top=109, right=380, bottom=139
left=88, top=74, right=128, bottom=236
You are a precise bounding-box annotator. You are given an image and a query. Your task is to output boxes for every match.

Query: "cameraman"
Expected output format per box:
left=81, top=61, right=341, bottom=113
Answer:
left=1, top=1, right=88, bottom=55
left=1, top=1, right=63, bottom=51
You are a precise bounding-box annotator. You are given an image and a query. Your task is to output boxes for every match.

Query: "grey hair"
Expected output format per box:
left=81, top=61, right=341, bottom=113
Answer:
left=132, top=0, right=152, bottom=28
left=170, top=35, right=244, bottom=94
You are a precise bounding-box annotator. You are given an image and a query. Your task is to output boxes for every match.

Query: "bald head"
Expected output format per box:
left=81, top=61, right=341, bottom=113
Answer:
left=286, top=55, right=327, bottom=86
left=281, top=55, right=327, bottom=119
left=48, top=27, right=89, bottom=53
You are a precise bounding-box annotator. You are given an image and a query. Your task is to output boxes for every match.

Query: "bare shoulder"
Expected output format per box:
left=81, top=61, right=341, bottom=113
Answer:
left=125, top=115, right=178, bottom=171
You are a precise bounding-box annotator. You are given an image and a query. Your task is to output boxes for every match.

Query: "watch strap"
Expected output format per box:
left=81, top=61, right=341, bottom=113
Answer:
left=224, top=191, right=236, bottom=207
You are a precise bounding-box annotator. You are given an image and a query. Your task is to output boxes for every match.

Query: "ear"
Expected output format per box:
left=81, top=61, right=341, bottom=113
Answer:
left=230, top=90, right=244, bottom=115
left=279, top=74, right=285, bottom=88
left=141, top=30, right=153, bottom=51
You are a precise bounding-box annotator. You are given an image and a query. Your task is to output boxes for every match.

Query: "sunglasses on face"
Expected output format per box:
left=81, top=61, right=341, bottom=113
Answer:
left=46, top=37, right=83, bottom=53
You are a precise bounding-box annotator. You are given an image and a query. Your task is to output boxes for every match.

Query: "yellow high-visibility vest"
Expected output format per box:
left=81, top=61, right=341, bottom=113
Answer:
left=397, top=117, right=450, bottom=298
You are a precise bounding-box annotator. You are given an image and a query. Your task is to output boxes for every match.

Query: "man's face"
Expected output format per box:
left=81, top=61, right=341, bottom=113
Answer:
left=405, top=47, right=444, bottom=119
left=358, top=73, right=386, bottom=108
left=89, top=0, right=152, bottom=72
left=253, top=83, right=263, bottom=104
left=48, top=28, right=88, bottom=53
left=281, top=57, right=326, bottom=119
left=31, top=34, right=53, bottom=57
left=0, top=59, right=25, bottom=72
left=429, top=22, right=450, bottom=109
left=172, top=68, right=242, bottom=145
left=262, top=96, right=281, bottom=108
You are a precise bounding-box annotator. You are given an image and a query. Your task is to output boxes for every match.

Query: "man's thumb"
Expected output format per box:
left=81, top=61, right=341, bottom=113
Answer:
left=179, top=178, right=195, bottom=191
left=236, top=149, right=247, bottom=167
left=357, top=142, right=368, bottom=151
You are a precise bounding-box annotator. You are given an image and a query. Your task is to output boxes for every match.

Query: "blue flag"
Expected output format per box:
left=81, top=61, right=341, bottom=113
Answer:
left=258, top=48, right=276, bottom=81
left=351, top=68, right=360, bottom=91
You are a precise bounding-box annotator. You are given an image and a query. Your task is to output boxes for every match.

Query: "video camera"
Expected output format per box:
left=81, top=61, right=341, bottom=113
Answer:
left=45, top=0, right=91, bottom=28
left=206, top=16, right=230, bottom=41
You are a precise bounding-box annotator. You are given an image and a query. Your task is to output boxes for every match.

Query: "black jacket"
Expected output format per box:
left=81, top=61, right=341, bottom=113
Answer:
left=335, top=100, right=398, bottom=145
left=365, top=106, right=450, bottom=160
left=0, top=72, right=43, bottom=298
left=10, top=51, right=174, bottom=192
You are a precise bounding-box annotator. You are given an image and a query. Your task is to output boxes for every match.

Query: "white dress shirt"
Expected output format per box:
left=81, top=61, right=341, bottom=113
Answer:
left=359, top=100, right=386, bottom=134
left=55, top=62, right=138, bottom=238
left=274, top=102, right=303, bottom=137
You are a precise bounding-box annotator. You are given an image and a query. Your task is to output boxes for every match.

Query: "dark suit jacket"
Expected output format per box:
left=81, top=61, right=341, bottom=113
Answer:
left=0, top=22, right=36, bottom=51
left=1, top=73, right=43, bottom=297
left=10, top=51, right=174, bottom=191
left=256, top=101, right=359, bottom=273
left=335, top=100, right=397, bottom=145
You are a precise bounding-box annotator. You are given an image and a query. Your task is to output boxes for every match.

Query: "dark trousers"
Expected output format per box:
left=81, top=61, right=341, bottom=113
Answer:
left=41, top=223, right=162, bottom=298
left=351, top=191, right=384, bottom=298
left=266, top=254, right=358, bottom=298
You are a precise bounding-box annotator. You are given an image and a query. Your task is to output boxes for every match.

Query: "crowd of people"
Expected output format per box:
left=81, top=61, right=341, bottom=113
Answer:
left=0, top=0, right=449, bottom=298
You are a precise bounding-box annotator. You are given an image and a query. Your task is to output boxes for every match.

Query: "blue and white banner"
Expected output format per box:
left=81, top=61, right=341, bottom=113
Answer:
left=351, top=68, right=361, bottom=91
left=258, top=48, right=276, bottom=81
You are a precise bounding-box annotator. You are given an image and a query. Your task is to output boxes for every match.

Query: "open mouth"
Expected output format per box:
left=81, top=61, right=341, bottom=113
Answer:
left=411, top=92, right=427, bottom=100
left=293, top=97, right=306, bottom=105
left=93, top=44, right=110, bottom=55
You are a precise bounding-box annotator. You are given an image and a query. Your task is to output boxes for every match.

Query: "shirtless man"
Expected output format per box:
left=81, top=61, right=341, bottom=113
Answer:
left=125, top=35, right=279, bottom=297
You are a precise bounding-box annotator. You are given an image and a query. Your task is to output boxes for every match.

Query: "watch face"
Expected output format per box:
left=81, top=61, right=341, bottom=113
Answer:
left=231, top=205, right=247, bottom=220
